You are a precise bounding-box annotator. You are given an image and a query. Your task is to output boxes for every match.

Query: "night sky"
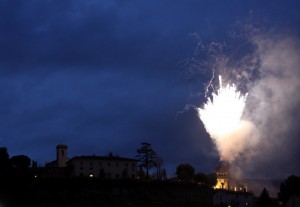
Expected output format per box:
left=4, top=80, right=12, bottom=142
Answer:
left=0, top=0, right=299, bottom=179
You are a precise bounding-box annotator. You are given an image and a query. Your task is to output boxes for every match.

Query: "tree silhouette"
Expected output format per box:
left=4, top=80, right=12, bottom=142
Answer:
left=206, top=173, right=217, bottom=188
left=278, top=175, right=300, bottom=204
left=154, top=156, right=163, bottom=180
left=11, top=155, right=31, bottom=177
left=137, top=166, right=146, bottom=179
left=0, top=147, right=11, bottom=177
left=176, top=163, right=195, bottom=183
left=11, top=155, right=31, bottom=169
left=257, top=188, right=275, bottom=207
left=136, top=142, right=157, bottom=179
left=194, top=172, right=207, bottom=184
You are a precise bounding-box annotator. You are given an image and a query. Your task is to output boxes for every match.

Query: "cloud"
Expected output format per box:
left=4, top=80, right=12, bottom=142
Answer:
left=0, top=0, right=196, bottom=73
left=238, top=33, right=300, bottom=178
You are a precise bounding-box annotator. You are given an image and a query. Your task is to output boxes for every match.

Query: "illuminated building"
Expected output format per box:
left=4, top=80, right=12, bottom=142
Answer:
left=215, top=162, right=231, bottom=190
left=214, top=162, right=247, bottom=192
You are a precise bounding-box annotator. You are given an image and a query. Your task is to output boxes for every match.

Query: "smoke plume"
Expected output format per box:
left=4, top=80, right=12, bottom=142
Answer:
left=195, top=28, right=300, bottom=179
left=237, top=32, right=300, bottom=178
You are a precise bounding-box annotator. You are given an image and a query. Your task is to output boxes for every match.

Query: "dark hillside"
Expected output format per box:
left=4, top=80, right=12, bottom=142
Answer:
left=0, top=178, right=213, bottom=207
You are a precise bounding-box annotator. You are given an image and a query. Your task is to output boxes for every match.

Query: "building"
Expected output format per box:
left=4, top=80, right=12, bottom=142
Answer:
left=214, top=162, right=247, bottom=192
left=45, top=144, right=69, bottom=168
left=67, top=153, right=138, bottom=179
left=34, top=144, right=70, bottom=178
left=215, top=162, right=231, bottom=190
left=39, top=145, right=138, bottom=179
left=56, top=144, right=68, bottom=167
left=213, top=189, right=254, bottom=207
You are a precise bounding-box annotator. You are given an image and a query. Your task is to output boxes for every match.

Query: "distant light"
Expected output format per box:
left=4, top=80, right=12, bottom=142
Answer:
left=34, top=175, right=38, bottom=178
left=89, top=174, right=94, bottom=178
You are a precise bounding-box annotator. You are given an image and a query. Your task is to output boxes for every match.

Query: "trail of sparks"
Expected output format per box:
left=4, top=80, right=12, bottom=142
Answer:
left=205, top=69, right=215, bottom=98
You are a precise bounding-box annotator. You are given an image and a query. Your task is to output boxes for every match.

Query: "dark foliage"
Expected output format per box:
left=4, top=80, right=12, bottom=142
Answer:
left=136, top=142, right=157, bottom=179
left=278, top=175, right=300, bottom=204
left=0, top=177, right=213, bottom=207
left=0, top=147, right=12, bottom=176
left=206, top=173, right=217, bottom=188
left=11, top=155, right=31, bottom=169
left=176, top=163, right=195, bottom=183
left=257, top=188, right=277, bottom=207
left=194, top=172, right=207, bottom=184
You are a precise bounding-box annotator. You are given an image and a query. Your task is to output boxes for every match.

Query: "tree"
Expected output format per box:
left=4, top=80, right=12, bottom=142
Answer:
left=136, top=142, right=157, bottom=179
left=154, top=156, right=163, bottom=180
left=176, top=163, right=195, bottom=183
left=11, top=155, right=31, bottom=169
left=194, top=172, right=207, bottom=184
left=0, top=147, right=11, bottom=177
left=278, top=175, right=300, bottom=204
left=11, top=155, right=31, bottom=177
left=161, top=168, right=167, bottom=180
left=194, top=172, right=217, bottom=188
left=257, top=188, right=275, bottom=207
left=137, top=166, right=146, bottom=179
left=206, top=173, right=217, bottom=188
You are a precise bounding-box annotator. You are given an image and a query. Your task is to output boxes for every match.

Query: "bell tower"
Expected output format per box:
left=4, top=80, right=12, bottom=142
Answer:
left=56, top=144, right=68, bottom=167
left=214, top=162, right=231, bottom=190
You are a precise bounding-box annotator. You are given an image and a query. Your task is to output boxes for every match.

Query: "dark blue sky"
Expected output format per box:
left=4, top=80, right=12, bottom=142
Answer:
left=0, top=0, right=299, bottom=178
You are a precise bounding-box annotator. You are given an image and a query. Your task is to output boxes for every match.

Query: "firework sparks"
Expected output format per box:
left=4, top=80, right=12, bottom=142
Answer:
left=197, top=75, right=250, bottom=162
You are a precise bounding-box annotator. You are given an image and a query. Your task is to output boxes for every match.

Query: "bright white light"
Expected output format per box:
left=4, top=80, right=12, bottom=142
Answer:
left=198, top=76, right=247, bottom=138
left=197, top=75, right=248, bottom=161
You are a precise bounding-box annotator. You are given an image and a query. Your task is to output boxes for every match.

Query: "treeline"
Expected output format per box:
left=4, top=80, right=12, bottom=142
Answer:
left=136, top=142, right=217, bottom=188
left=0, top=147, right=33, bottom=178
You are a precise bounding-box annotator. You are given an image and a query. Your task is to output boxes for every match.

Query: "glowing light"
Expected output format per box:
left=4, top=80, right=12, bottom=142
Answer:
left=197, top=75, right=248, bottom=161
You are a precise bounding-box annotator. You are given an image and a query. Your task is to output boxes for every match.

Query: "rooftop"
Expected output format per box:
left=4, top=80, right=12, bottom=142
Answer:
left=68, top=155, right=138, bottom=163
